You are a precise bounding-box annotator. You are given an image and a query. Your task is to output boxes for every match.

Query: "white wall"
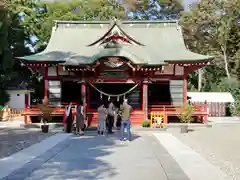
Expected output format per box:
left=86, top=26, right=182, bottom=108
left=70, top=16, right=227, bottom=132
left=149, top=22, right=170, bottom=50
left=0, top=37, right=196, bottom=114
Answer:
left=7, top=92, right=25, bottom=109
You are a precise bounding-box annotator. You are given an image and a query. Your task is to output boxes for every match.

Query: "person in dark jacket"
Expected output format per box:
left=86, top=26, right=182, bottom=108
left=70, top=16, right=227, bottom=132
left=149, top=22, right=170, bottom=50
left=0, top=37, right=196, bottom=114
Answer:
left=66, top=102, right=73, bottom=133
left=107, top=100, right=115, bottom=134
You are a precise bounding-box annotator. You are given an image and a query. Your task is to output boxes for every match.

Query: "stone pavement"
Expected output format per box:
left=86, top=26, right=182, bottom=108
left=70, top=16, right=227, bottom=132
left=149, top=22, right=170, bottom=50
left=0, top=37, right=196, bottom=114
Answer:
left=0, top=133, right=71, bottom=179
left=154, top=133, right=230, bottom=180
left=2, top=131, right=189, bottom=180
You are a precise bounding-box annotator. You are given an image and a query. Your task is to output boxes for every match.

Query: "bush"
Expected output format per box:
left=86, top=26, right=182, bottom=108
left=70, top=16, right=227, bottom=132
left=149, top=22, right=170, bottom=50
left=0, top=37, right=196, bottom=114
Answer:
left=178, top=104, right=195, bottom=123
left=0, top=89, right=9, bottom=106
left=38, top=97, right=53, bottom=124
left=230, top=100, right=240, bottom=116
left=142, top=119, right=150, bottom=127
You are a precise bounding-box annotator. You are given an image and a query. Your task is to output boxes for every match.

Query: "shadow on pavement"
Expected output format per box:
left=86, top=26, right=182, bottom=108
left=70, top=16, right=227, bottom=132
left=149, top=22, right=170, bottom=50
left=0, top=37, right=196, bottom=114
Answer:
left=26, top=130, right=141, bottom=180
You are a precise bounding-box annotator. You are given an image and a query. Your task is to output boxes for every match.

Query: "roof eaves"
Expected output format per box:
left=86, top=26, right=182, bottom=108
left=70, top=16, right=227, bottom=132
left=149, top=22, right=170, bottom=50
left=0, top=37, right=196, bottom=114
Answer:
left=54, top=20, right=112, bottom=25
left=144, top=62, right=168, bottom=66
left=165, top=56, right=214, bottom=63
left=16, top=56, right=65, bottom=64
left=53, top=20, right=179, bottom=26
left=121, top=20, right=178, bottom=24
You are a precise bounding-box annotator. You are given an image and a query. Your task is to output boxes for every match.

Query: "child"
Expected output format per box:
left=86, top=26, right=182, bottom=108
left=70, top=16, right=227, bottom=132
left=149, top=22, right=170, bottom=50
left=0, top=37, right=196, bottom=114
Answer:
left=97, top=102, right=108, bottom=135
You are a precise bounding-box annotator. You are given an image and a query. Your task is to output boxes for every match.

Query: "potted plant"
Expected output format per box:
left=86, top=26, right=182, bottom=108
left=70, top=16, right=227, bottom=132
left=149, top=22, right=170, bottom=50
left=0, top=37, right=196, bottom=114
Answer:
left=178, top=104, right=195, bottom=133
left=142, top=119, right=150, bottom=128
left=39, top=97, right=53, bottom=133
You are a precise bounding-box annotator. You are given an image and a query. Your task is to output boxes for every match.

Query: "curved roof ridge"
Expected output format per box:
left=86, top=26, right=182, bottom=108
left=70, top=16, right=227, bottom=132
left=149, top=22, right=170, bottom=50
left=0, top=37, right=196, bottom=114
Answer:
left=54, top=20, right=178, bottom=25
left=87, top=22, right=144, bottom=46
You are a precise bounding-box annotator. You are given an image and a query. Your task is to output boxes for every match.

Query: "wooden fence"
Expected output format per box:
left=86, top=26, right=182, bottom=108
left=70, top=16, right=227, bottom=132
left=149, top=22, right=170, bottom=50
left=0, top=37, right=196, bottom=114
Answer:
left=0, top=106, right=24, bottom=121
left=192, top=102, right=227, bottom=117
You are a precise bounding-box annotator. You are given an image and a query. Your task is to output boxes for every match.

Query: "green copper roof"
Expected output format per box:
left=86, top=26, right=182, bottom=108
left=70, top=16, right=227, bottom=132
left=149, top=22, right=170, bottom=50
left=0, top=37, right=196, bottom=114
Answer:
left=17, top=20, right=213, bottom=65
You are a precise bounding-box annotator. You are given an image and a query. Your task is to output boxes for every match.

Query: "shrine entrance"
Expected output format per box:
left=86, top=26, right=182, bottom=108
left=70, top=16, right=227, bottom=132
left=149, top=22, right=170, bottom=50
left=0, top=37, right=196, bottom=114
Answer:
left=62, top=80, right=82, bottom=104
left=148, top=81, right=171, bottom=106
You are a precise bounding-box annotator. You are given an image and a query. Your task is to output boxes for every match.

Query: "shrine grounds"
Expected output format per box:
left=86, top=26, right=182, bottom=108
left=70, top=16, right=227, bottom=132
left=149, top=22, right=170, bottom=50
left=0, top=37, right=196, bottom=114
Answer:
left=168, top=120, right=240, bottom=180
left=0, top=117, right=240, bottom=180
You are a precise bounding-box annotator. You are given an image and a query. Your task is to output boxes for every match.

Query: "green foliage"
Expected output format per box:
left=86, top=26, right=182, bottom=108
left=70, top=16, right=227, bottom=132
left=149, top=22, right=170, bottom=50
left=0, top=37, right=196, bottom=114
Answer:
left=125, top=0, right=183, bottom=20
left=30, top=75, right=44, bottom=104
left=21, top=0, right=125, bottom=49
left=181, top=0, right=240, bottom=92
left=178, top=104, right=195, bottom=123
left=142, top=119, right=150, bottom=127
left=230, top=87, right=240, bottom=116
left=0, top=0, right=38, bottom=105
left=0, top=89, right=9, bottom=106
left=231, top=100, right=240, bottom=116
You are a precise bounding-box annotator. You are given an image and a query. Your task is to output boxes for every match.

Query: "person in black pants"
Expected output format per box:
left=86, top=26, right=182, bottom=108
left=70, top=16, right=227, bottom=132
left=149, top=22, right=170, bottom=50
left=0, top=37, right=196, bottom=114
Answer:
left=107, top=100, right=115, bottom=134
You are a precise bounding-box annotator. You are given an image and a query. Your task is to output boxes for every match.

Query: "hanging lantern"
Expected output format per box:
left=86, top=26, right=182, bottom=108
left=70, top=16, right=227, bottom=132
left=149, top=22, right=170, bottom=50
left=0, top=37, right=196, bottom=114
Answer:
left=108, top=96, right=110, bottom=101
left=123, top=94, right=125, bottom=101
left=117, top=96, right=119, bottom=102
left=100, top=93, right=102, bottom=99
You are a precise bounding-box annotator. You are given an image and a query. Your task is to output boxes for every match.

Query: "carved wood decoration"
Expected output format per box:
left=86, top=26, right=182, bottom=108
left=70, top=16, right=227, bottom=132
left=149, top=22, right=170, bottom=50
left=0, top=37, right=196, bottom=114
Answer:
left=87, top=24, right=144, bottom=47
left=91, top=57, right=132, bottom=80
left=104, top=57, right=124, bottom=68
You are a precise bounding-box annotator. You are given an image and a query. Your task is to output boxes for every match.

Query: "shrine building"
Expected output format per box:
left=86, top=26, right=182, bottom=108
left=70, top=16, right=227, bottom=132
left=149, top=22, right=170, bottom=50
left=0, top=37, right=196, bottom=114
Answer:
left=18, top=20, right=213, bottom=125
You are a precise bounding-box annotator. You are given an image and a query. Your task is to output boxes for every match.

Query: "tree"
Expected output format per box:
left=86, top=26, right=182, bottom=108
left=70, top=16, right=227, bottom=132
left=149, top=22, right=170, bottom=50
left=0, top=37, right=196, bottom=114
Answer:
left=181, top=0, right=240, bottom=81
left=181, top=0, right=240, bottom=115
left=124, top=0, right=183, bottom=20
left=0, top=0, right=11, bottom=105
left=20, top=0, right=125, bottom=49
left=0, top=0, right=34, bottom=105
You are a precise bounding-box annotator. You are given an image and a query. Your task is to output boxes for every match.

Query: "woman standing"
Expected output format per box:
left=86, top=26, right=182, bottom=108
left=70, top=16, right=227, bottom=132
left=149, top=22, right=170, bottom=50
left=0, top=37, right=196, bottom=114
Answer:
left=76, top=101, right=85, bottom=135
left=97, top=102, right=108, bottom=135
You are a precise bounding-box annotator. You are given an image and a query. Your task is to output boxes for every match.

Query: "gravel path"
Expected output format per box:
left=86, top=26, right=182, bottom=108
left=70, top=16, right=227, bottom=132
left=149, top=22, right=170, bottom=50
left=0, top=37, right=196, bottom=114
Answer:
left=0, top=128, right=56, bottom=159
left=167, top=124, right=240, bottom=180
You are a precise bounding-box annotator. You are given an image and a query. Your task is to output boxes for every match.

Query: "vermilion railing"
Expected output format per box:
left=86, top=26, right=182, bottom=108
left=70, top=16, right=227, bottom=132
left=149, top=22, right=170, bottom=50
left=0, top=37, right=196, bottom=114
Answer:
left=24, top=104, right=207, bottom=116
left=23, top=103, right=208, bottom=125
left=23, top=105, right=73, bottom=115
left=148, top=104, right=207, bottom=113
left=148, top=104, right=208, bottom=124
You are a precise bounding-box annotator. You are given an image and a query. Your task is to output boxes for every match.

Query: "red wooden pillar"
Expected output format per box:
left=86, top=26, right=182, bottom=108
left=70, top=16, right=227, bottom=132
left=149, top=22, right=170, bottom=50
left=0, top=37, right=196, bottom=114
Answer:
left=81, top=80, right=87, bottom=123
left=183, top=76, right=187, bottom=105
left=142, top=79, right=148, bottom=120
left=44, top=67, right=48, bottom=99
left=24, top=93, right=29, bottom=109
left=87, top=85, right=90, bottom=112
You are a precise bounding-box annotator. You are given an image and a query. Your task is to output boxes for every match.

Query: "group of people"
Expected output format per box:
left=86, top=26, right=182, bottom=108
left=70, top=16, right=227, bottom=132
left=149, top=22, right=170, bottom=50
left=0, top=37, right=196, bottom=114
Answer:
left=65, top=101, right=85, bottom=135
left=65, top=98, right=132, bottom=141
